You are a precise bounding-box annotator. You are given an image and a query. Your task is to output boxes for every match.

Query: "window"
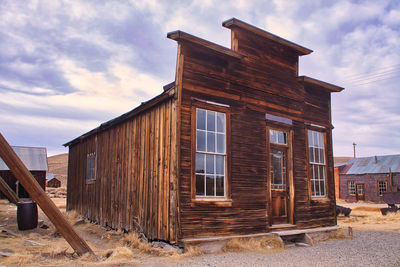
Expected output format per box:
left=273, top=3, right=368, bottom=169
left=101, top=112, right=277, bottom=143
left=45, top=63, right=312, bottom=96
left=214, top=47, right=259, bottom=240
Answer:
left=270, top=129, right=287, bottom=145
left=86, top=152, right=96, bottom=181
left=269, top=129, right=288, bottom=190
left=195, top=108, right=226, bottom=197
left=348, top=181, right=355, bottom=196
left=378, top=181, right=387, bottom=196
left=308, top=130, right=326, bottom=197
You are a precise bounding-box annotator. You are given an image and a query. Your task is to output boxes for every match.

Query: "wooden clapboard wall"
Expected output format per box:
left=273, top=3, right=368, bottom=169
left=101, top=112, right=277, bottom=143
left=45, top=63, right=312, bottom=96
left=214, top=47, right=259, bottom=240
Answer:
left=67, top=96, right=179, bottom=242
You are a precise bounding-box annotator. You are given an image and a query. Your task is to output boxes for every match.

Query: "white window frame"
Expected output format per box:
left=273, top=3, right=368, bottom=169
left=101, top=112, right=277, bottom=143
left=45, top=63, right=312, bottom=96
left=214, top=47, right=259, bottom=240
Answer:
left=308, top=130, right=327, bottom=198
left=378, top=181, right=387, bottom=196
left=195, top=107, right=227, bottom=198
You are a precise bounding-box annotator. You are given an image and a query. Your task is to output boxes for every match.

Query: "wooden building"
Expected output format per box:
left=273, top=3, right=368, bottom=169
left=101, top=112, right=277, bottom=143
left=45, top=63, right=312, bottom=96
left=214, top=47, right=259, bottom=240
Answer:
left=0, top=146, right=47, bottom=199
left=46, top=173, right=61, bottom=188
left=337, top=155, right=400, bottom=203
left=64, top=18, right=343, bottom=245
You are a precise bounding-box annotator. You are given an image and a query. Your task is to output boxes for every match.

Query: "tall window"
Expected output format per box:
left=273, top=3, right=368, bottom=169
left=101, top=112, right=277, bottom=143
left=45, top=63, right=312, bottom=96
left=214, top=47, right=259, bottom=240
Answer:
left=195, top=108, right=226, bottom=197
left=270, top=129, right=287, bottom=190
left=308, top=130, right=326, bottom=197
left=378, top=181, right=387, bottom=196
left=86, top=152, right=96, bottom=181
left=348, top=181, right=355, bottom=196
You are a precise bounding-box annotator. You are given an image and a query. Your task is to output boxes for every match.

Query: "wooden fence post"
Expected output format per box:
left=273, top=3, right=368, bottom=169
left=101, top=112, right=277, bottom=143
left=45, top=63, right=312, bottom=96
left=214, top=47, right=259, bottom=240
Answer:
left=0, top=175, right=19, bottom=204
left=0, top=133, right=93, bottom=256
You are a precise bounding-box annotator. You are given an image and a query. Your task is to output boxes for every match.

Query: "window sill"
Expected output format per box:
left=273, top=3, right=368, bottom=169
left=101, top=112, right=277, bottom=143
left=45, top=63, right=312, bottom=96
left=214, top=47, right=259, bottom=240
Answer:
left=311, top=197, right=330, bottom=203
left=191, top=198, right=232, bottom=207
left=86, top=180, right=96, bottom=185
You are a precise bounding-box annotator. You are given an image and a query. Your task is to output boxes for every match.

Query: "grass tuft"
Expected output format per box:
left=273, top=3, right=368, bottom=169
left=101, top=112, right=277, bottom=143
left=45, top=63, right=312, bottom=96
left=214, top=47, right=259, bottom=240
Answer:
left=223, top=235, right=284, bottom=253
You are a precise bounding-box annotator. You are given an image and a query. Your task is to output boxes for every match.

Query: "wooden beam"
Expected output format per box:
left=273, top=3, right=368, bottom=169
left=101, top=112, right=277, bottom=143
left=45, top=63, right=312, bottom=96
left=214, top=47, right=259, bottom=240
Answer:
left=0, top=175, right=19, bottom=204
left=0, top=133, right=93, bottom=256
left=167, top=30, right=246, bottom=59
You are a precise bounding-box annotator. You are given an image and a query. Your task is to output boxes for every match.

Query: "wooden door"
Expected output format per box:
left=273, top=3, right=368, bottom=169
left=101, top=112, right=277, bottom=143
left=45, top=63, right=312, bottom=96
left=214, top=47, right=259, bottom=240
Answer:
left=270, top=148, right=289, bottom=224
left=356, top=184, right=365, bottom=201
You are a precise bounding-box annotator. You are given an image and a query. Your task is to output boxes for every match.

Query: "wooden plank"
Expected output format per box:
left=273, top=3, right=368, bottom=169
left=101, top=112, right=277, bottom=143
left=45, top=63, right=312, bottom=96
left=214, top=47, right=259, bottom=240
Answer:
left=0, top=133, right=93, bottom=256
left=0, top=175, right=19, bottom=204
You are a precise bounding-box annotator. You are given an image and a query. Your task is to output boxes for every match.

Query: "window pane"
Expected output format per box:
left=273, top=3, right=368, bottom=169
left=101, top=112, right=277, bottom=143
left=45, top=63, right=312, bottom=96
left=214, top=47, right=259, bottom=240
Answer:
left=206, top=154, right=214, bottom=174
left=319, top=148, right=325, bottom=164
left=217, top=133, right=225, bottom=153
left=216, top=176, right=224, bottom=196
left=196, top=174, right=205, bottom=196
left=271, top=151, right=283, bottom=185
left=278, top=132, right=286, bottom=144
left=196, top=153, right=205, bottom=173
left=217, top=112, right=225, bottom=133
left=315, top=148, right=320, bottom=163
left=197, top=109, right=206, bottom=130
left=216, top=155, right=224, bottom=175
left=207, top=132, right=215, bottom=152
left=270, top=130, right=276, bottom=143
left=308, top=131, right=313, bottom=146
left=207, top=110, right=215, bottom=131
left=197, top=130, right=206, bottom=151
left=309, top=147, right=314, bottom=162
left=320, top=180, right=325, bottom=196
left=206, top=175, right=215, bottom=196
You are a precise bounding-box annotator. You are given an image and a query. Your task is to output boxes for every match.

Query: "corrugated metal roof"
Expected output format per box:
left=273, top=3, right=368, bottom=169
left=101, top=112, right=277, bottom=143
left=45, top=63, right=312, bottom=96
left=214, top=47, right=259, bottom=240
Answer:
left=343, top=154, right=400, bottom=175
left=0, top=146, right=48, bottom=171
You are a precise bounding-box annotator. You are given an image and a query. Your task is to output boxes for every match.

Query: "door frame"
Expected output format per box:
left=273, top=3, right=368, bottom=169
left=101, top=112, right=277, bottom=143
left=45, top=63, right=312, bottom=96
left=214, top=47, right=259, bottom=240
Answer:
left=356, top=183, right=365, bottom=201
left=266, top=126, right=294, bottom=226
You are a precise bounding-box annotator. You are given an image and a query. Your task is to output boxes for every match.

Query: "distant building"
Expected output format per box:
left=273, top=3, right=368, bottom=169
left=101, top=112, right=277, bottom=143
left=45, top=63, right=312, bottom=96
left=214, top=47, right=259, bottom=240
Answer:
left=337, top=155, right=400, bottom=202
left=46, top=173, right=61, bottom=188
left=0, top=146, right=48, bottom=199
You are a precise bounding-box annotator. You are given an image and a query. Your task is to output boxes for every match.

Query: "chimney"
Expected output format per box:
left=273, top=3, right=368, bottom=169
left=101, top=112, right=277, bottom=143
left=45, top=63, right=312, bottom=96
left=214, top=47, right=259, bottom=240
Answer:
left=374, top=155, right=378, bottom=164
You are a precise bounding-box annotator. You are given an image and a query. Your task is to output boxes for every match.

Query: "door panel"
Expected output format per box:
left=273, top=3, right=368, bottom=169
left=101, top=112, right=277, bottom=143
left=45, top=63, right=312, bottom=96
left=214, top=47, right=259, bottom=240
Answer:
left=270, top=148, right=289, bottom=224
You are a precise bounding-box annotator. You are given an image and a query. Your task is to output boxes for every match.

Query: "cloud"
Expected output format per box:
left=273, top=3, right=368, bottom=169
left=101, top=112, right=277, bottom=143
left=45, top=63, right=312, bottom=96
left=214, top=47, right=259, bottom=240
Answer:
left=1, top=0, right=399, bottom=157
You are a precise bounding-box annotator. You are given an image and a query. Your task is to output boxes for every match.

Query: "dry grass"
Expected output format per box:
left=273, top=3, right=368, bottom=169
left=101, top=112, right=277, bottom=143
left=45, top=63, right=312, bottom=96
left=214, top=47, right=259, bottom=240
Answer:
left=222, top=235, right=284, bottom=253
left=320, top=229, right=353, bottom=241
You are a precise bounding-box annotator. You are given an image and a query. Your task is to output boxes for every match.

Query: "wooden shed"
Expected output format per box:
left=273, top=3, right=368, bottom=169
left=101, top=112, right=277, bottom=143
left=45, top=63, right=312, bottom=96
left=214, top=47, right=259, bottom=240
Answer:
left=0, top=146, right=47, bottom=199
left=64, top=18, right=343, bottom=245
left=337, top=155, right=400, bottom=203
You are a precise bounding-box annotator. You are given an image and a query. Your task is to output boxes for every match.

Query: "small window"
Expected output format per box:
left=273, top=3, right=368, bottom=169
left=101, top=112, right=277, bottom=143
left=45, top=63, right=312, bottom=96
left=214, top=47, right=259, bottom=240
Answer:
left=308, top=130, right=326, bottom=197
left=270, top=129, right=287, bottom=145
left=195, top=108, right=226, bottom=197
left=378, top=181, right=387, bottom=196
left=348, top=181, right=355, bottom=196
left=86, top=152, right=96, bottom=181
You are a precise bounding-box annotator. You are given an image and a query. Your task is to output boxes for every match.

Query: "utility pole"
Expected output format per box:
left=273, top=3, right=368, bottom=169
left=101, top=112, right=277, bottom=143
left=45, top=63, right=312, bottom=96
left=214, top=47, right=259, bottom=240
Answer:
left=352, top=142, right=356, bottom=158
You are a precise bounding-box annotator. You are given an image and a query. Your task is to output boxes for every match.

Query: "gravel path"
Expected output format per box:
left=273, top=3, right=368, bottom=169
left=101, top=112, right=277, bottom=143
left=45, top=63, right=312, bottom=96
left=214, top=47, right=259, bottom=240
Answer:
left=143, top=231, right=400, bottom=267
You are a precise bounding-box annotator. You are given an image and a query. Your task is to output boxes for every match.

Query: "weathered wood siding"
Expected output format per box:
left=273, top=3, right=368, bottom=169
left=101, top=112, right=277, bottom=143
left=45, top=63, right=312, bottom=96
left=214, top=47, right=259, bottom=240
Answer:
left=67, top=98, right=179, bottom=242
left=177, top=29, right=336, bottom=239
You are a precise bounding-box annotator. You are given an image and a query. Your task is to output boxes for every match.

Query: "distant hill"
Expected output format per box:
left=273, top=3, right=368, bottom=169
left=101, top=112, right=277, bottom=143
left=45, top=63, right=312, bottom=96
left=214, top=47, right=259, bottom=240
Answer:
left=334, top=157, right=352, bottom=164
left=47, top=153, right=68, bottom=187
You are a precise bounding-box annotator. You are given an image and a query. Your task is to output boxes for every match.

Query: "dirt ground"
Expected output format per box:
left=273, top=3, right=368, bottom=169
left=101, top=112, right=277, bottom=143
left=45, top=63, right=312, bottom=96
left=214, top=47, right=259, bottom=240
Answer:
left=1, top=197, right=399, bottom=266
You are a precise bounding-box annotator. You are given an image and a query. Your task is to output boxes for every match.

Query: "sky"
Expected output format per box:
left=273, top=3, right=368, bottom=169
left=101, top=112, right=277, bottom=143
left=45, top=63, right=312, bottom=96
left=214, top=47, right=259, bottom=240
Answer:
left=1, top=0, right=399, bottom=157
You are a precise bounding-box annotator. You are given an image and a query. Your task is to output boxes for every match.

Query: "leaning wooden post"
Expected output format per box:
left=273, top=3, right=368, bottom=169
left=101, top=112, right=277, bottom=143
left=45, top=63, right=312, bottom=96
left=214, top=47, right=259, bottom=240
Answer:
left=0, top=133, right=93, bottom=256
left=0, top=175, right=19, bottom=204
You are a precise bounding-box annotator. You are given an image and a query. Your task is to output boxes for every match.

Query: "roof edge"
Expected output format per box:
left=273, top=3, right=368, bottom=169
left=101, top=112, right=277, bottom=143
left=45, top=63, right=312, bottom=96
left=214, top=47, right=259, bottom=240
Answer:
left=222, top=18, right=313, bottom=56
left=167, top=30, right=246, bottom=59
left=64, top=87, right=175, bottom=147
left=297, top=76, right=344, bottom=92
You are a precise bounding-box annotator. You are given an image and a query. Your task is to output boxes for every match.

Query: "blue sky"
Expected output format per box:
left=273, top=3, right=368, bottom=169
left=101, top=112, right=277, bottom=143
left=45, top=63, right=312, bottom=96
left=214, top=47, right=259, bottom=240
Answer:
left=1, top=0, right=399, bottom=157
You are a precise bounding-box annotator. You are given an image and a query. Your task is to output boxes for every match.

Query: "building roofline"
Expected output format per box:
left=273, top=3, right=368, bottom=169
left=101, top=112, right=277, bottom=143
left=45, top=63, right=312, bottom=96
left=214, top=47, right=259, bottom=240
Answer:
left=64, top=87, right=175, bottom=147
left=297, top=76, right=344, bottom=92
left=222, top=18, right=313, bottom=56
left=167, top=30, right=246, bottom=59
